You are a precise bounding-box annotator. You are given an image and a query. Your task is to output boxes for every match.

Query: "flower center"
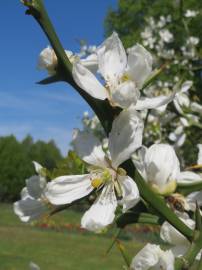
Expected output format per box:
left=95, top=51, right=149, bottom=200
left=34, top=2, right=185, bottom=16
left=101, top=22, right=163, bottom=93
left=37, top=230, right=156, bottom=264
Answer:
left=91, top=169, right=112, bottom=188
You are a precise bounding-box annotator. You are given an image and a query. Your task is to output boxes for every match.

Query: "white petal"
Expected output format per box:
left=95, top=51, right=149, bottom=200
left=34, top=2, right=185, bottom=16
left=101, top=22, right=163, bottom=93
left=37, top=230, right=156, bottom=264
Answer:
left=26, top=175, right=47, bottom=199
left=130, top=244, right=160, bottom=270
left=72, top=129, right=108, bottom=168
left=29, top=262, right=40, bottom=270
left=97, top=32, right=127, bottom=82
left=112, top=81, right=140, bottom=108
left=134, top=93, right=176, bottom=110
left=191, top=102, right=202, bottom=115
left=45, top=174, right=93, bottom=205
left=177, top=171, right=202, bottom=184
left=187, top=191, right=202, bottom=207
left=72, top=62, right=108, bottom=100
left=81, top=184, right=117, bottom=232
left=32, top=161, right=43, bottom=174
left=181, top=80, right=193, bottom=93
left=13, top=197, right=47, bottom=222
left=109, top=107, right=144, bottom=168
left=171, top=245, right=189, bottom=257
left=81, top=53, right=98, bottom=73
left=132, top=146, right=147, bottom=180
left=37, top=46, right=57, bottom=75
left=119, top=176, right=140, bottom=212
left=127, top=44, right=153, bottom=88
left=197, top=144, right=202, bottom=164
left=174, top=133, right=186, bottom=148
left=160, top=215, right=195, bottom=246
left=21, top=187, right=29, bottom=199
left=157, top=250, right=175, bottom=270
left=144, top=144, right=180, bottom=188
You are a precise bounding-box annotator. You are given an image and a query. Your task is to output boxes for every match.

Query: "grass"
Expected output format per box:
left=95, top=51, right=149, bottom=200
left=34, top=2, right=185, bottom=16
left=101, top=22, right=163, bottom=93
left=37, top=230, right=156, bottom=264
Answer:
left=0, top=204, right=142, bottom=270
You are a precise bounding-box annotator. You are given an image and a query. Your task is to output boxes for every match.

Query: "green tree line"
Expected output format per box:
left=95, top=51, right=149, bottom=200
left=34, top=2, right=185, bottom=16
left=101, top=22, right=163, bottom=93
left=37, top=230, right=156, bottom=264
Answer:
left=0, top=135, right=62, bottom=202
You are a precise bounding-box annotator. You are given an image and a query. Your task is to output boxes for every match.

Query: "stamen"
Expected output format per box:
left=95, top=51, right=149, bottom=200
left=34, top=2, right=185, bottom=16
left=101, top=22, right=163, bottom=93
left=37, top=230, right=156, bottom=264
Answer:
left=91, top=178, right=103, bottom=188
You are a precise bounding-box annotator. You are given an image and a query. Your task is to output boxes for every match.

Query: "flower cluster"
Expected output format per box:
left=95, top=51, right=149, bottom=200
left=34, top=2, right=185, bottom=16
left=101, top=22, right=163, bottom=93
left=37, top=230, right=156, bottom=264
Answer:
left=15, top=29, right=202, bottom=269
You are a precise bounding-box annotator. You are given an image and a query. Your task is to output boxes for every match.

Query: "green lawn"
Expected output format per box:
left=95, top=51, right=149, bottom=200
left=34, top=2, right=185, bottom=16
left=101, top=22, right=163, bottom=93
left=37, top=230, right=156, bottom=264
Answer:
left=0, top=204, right=142, bottom=270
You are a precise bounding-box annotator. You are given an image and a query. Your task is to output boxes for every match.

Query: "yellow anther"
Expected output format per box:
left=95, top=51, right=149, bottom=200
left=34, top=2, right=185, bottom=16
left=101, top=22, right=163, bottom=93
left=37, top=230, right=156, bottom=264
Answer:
left=117, top=167, right=127, bottom=176
left=91, top=178, right=103, bottom=188
left=121, top=74, right=130, bottom=82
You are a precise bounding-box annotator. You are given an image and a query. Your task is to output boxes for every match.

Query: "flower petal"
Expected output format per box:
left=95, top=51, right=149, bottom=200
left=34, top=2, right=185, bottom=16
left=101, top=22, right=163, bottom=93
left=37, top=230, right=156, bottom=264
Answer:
left=97, top=32, right=127, bottom=82
left=29, top=262, right=40, bottom=270
left=134, top=92, right=176, bottom=110
left=197, top=144, right=202, bottom=165
left=32, top=161, right=43, bottom=174
left=109, top=107, right=144, bottom=168
left=127, top=44, right=153, bottom=88
left=119, top=176, right=140, bottom=212
left=81, top=184, right=117, bottom=232
left=187, top=191, right=202, bottom=207
left=144, top=144, right=180, bottom=189
left=81, top=53, right=98, bottom=73
left=181, top=80, right=193, bottom=93
left=132, top=146, right=148, bottom=180
left=177, top=171, right=202, bottom=184
left=25, top=175, right=47, bottom=199
left=13, top=197, right=47, bottom=222
left=130, top=244, right=160, bottom=270
left=45, top=174, right=93, bottom=205
left=72, top=129, right=108, bottom=168
left=37, top=46, right=57, bottom=75
left=160, top=214, right=194, bottom=246
left=72, top=62, right=108, bottom=100
left=112, top=81, right=140, bottom=108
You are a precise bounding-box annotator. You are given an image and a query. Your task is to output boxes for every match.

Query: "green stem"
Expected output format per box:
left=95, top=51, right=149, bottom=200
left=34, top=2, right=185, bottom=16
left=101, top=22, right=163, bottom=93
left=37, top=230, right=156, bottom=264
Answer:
left=116, top=240, right=130, bottom=269
left=177, top=181, right=202, bottom=196
left=23, top=0, right=72, bottom=74
left=175, top=232, right=202, bottom=269
left=117, top=212, right=164, bottom=228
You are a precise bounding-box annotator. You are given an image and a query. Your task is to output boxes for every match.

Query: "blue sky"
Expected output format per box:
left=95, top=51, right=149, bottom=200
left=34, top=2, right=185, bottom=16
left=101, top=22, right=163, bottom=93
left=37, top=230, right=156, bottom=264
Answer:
left=0, top=0, right=117, bottom=155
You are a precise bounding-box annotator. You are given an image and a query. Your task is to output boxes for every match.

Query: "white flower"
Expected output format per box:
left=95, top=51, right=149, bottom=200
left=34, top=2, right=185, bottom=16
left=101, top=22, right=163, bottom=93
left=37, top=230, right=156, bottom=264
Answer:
left=185, top=10, right=199, bottom=18
left=173, top=81, right=192, bottom=114
left=160, top=213, right=199, bottom=258
left=130, top=243, right=174, bottom=270
left=187, top=37, right=200, bottom=46
left=191, top=102, right=202, bottom=116
left=29, top=262, right=40, bottom=270
left=38, top=46, right=98, bottom=75
left=159, top=29, right=173, bottom=43
left=133, top=144, right=180, bottom=195
left=169, top=117, right=189, bottom=148
left=46, top=108, right=143, bottom=232
left=73, top=32, right=176, bottom=110
left=14, top=162, right=48, bottom=222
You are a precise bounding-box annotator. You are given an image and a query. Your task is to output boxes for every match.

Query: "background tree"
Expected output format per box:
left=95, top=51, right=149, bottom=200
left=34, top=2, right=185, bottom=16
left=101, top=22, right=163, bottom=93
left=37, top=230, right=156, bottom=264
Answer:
left=105, top=0, right=202, bottom=165
left=0, top=135, right=62, bottom=202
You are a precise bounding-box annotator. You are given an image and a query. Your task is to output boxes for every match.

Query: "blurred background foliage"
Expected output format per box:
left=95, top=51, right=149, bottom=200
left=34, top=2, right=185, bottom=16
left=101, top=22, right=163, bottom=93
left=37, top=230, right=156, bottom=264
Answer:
left=104, top=0, right=202, bottom=165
